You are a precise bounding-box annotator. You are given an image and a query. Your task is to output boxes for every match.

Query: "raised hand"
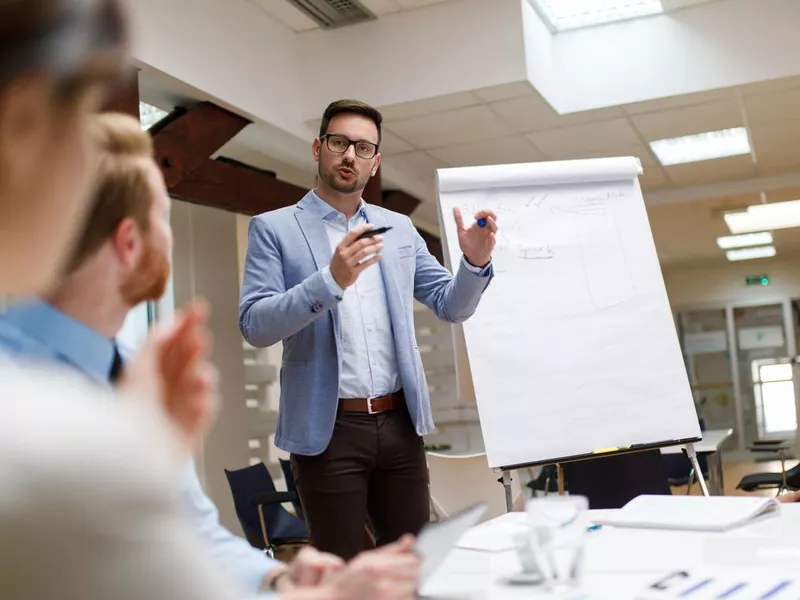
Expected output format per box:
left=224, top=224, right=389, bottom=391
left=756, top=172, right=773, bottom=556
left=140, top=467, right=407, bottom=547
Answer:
left=329, top=224, right=384, bottom=289
left=120, top=301, right=218, bottom=455
left=454, top=207, right=497, bottom=268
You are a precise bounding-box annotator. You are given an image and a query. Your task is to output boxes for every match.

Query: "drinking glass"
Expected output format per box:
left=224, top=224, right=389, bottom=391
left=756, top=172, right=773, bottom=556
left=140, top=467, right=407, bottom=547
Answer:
left=526, top=495, right=589, bottom=592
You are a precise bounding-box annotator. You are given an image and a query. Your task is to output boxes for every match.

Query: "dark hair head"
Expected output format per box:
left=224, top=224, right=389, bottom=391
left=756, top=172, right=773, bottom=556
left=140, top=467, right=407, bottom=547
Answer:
left=0, top=0, right=129, bottom=99
left=319, top=99, right=383, bottom=146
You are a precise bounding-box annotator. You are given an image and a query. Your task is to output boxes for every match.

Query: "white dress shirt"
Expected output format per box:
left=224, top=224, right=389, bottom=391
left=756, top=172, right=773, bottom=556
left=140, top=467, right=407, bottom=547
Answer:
left=313, top=191, right=484, bottom=399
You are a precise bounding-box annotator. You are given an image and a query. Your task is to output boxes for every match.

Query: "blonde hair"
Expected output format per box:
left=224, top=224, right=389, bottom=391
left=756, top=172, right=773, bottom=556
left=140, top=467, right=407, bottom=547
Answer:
left=65, top=112, right=155, bottom=272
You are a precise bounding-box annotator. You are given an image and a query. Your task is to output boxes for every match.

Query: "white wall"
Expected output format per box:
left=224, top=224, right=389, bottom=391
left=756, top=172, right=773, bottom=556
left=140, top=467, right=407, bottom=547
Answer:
left=523, top=0, right=800, bottom=114
left=664, top=255, right=800, bottom=309
left=297, top=0, right=527, bottom=119
left=172, top=200, right=250, bottom=533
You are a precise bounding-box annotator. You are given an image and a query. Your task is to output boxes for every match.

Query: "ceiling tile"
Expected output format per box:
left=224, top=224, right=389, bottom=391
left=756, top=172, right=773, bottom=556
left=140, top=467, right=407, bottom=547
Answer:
left=252, top=0, right=319, bottom=31
left=630, top=99, right=743, bottom=141
left=385, top=150, right=448, bottom=180
left=639, top=166, right=669, bottom=190
left=750, top=119, right=800, bottom=154
left=743, top=87, right=800, bottom=127
left=526, top=119, right=641, bottom=157
left=379, top=91, right=480, bottom=122
left=739, top=75, right=800, bottom=96
left=491, top=95, right=624, bottom=133
left=427, top=135, right=545, bottom=167
left=385, top=105, right=512, bottom=149
left=379, top=130, right=415, bottom=155
left=473, top=82, right=534, bottom=103
left=621, top=88, right=735, bottom=116
left=664, top=155, right=756, bottom=185
left=358, top=0, right=401, bottom=16
left=547, top=144, right=658, bottom=168
left=755, top=143, right=800, bottom=175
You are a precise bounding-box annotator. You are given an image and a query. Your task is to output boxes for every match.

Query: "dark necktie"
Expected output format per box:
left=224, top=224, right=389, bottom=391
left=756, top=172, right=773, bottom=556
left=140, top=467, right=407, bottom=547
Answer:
left=109, top=345, right=124, bottom=383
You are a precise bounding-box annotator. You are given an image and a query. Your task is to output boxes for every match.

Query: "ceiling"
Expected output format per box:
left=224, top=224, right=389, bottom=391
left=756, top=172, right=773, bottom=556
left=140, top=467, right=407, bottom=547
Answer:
left=313, top=75, right=800, bottom=269
left=249, top=0, right=458, bottom=32
left=215, top=1, right=800, bottom=271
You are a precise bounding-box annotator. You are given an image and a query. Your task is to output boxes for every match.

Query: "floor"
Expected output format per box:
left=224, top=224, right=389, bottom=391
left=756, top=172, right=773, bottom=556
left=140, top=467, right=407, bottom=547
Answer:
left=671, top=458, right=798, bottom=497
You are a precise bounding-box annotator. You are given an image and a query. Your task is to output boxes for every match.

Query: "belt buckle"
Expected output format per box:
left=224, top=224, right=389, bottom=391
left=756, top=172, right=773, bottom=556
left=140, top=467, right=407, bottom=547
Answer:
left=366, top=396, right=378, bottom=415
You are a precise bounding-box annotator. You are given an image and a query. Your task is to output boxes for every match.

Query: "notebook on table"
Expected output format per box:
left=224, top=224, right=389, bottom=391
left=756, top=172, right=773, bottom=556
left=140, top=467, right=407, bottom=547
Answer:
left=592, top=495, right=780, bottom=532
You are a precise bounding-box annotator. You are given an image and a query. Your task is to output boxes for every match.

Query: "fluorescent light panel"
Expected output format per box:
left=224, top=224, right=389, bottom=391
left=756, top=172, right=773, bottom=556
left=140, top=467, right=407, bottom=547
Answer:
left=726, top=246, right=776, bottom=262
left=531, top=0, right=664, bottom=31
left=724, top=199, right=800, bottom=234
left=649, top=127, right=751, bottom=166
left=716, top=232, right=773, bottom=249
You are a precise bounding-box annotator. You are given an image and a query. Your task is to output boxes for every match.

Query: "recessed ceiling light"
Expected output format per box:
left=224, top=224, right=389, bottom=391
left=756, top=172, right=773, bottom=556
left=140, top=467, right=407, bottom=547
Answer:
left=716, top=232, right=774, bottom=249
left=723, top=200, right=800, bottom=234
left=139, top=102, right=169, bottom=130
left=529, top=0, right=664, bottom=32
left=726, top=246, right=776, bottom=262
left=649, top=127, right=751, bottom=166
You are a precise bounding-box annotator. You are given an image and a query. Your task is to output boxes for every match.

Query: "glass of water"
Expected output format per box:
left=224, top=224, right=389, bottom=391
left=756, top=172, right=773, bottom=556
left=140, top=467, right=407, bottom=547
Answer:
left=525, top=495, right=589, bottom=592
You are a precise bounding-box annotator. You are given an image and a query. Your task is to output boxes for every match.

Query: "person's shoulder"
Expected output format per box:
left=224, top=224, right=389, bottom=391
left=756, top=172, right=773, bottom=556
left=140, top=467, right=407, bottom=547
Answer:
left=251, top=201, right=303, bottom=225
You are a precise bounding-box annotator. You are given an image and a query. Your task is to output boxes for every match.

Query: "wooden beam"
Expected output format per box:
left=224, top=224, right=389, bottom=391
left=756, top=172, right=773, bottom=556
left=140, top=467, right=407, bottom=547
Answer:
left=417, top=228, right=444, bottom=265
left=382, top=189, right=421, bottom=216
left=363, top=166, right=382, bottom=205
left=151, top=102, right=250, bottom=189
left=170, top=158, right=306, bottom=215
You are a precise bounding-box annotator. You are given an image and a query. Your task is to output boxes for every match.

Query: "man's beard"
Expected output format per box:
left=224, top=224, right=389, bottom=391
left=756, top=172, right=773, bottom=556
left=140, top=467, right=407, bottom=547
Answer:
left=320, top=160, right=369, bottom=194
left=120, top=239, right=170, bottom=306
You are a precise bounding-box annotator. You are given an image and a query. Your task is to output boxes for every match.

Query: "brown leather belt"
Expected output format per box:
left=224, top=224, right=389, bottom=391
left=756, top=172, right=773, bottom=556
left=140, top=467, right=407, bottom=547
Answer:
left=340, top=390, right=404, bottom=415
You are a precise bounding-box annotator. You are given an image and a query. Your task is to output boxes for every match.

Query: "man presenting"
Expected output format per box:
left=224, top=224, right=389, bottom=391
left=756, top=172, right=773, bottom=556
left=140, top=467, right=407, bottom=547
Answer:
left=0, top=113, right=420, bottom=599
left=239, top=99, right=497, bottom=559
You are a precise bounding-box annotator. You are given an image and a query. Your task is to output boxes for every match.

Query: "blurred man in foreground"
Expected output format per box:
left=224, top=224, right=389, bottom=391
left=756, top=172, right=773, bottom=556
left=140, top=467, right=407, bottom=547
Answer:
left=0, top=112, right=420, bottom=599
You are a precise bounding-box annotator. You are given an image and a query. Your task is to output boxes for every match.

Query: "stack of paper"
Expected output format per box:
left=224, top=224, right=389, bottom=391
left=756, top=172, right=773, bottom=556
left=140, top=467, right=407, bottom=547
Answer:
left=592, top=495, right=780, bottom=532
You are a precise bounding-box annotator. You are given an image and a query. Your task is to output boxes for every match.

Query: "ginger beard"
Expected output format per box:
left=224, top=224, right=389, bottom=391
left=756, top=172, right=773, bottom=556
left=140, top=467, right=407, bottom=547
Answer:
left=120, top=232, right=170, bottom=306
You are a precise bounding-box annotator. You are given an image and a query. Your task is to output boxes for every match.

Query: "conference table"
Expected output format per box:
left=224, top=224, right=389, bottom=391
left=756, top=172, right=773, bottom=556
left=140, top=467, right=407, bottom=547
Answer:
left=421, top=505, right=800, bottom=599
left=660, top=428, right=734, bottom=496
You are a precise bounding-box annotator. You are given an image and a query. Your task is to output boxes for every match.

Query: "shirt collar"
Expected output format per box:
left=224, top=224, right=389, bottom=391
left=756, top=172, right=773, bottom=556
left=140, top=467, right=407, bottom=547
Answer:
left=308, top=190, right=368, bottom=224
left=1, top=299, right=116, bottom=383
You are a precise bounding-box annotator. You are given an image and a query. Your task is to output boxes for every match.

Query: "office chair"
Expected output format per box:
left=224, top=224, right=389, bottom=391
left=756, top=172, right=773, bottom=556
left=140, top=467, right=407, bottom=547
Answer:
left=224, top=462, right=308, bottom=557
left=278, top=458, right=305, bottom=521
left=526, top=465, right=560, bottom=497
left=737, top=441, right=800, bottom=496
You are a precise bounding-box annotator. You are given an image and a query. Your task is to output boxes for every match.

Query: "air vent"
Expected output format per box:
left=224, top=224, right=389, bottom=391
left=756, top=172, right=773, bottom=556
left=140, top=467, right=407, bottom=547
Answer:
left=286, top=0, right=376, bottom=29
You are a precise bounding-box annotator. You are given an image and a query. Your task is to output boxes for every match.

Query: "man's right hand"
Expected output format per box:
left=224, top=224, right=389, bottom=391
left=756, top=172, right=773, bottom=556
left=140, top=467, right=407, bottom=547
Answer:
left=329, top=224, right=384, bottom=289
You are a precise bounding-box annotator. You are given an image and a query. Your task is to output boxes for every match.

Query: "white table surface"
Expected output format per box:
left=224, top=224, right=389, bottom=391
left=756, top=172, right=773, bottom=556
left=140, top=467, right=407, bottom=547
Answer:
left=660, top=428, right=733, bottom=454
left=420, top=504, right=800, bottom=599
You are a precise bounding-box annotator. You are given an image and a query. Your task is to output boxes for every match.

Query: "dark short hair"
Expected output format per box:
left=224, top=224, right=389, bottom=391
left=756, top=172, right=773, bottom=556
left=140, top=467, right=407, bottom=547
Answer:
left=319, top=99, right=383, bottom=147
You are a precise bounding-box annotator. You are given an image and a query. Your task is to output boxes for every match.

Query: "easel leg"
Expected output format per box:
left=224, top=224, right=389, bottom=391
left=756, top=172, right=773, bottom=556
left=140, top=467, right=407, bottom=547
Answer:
left=686, top=443, right=709, bottom=497
left=557, top=464, right=565, bottom=496
left=502, top=470, right=513, bottom=512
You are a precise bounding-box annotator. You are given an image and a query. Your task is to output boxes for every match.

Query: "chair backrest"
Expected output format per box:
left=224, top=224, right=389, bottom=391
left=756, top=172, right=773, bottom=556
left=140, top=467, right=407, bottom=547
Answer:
left=278, top=458, right=304, bottom=520
left=224, top=462, right=279, bottom=550
left=426, top=452, right=523, bottom=522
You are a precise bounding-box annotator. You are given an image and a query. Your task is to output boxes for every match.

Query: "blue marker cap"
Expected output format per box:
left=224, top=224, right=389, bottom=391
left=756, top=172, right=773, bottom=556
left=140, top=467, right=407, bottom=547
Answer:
left=477, top=218, right=487, bottom=227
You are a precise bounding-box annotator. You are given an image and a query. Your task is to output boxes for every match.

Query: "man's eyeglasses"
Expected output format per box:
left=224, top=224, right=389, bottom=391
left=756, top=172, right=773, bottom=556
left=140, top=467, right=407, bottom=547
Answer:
left=321, top=134, right=379, bottom=159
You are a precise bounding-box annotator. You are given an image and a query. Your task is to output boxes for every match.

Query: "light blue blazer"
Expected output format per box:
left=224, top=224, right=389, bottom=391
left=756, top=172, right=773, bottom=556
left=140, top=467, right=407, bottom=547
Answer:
left=239, top=192, right=493, bottom=455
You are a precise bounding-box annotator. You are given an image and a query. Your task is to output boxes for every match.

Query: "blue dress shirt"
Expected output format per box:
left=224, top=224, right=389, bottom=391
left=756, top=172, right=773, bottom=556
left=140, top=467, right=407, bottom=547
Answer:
left=0, top=300, right=279, bottom=594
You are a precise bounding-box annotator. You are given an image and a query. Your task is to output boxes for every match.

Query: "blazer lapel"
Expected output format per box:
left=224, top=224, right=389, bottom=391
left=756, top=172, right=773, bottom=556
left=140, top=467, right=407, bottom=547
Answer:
left=294, top=193, right=341, bottom=341
left=364, top=203, right=404, bottom=315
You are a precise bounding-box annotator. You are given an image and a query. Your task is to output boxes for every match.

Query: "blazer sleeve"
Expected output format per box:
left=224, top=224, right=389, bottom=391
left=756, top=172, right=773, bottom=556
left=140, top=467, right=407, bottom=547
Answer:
left=410, top=218, right=493, bottom=323
left=239, top=215, right=339, bottom=348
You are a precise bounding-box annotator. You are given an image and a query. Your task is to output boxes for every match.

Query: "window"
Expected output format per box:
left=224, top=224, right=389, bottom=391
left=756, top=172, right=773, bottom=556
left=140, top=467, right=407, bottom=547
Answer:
left=752, top=359, right=797, bottom=438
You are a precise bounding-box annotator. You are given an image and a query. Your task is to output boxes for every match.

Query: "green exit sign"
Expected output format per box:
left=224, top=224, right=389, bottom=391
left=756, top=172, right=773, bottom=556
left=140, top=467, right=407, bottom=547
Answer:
left=746, top=275, right=770, bottom=286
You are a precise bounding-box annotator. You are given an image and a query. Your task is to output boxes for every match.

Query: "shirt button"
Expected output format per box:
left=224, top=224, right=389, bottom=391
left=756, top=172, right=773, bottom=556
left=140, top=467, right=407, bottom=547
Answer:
left=311, top=302, right=323, bottom=313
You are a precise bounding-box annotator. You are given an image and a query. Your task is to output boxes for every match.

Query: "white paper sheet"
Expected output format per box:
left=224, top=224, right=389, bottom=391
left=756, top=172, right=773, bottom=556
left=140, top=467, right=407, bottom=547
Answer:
left=436, top=157, right=700, bottom=469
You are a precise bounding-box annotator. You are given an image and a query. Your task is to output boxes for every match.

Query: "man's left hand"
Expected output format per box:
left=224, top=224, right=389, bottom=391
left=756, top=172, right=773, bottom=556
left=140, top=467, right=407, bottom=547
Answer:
left=454, top=207, right=497, bottom=269
left=268, top=546, right=345, bottom=591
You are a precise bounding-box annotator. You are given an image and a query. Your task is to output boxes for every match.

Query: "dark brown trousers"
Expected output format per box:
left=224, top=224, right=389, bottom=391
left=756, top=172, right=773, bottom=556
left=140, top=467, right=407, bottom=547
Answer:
left=290, top=407, right=430, bottom=560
